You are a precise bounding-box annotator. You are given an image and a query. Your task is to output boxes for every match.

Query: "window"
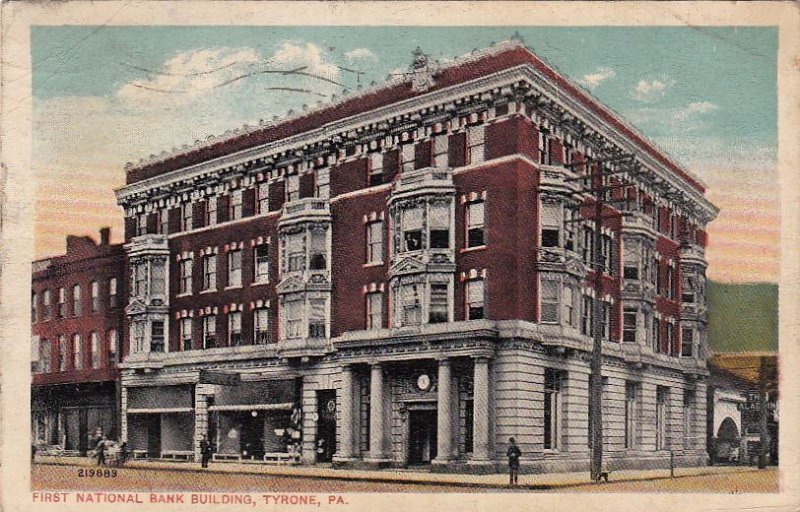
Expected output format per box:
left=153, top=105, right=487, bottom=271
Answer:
left=57, top=287, right=66, bottom=318
left=666, top=265, right=675, bottom=300
left=228, top=312, right=242, bottom=346
left=38, top=338, right=51, bottom=373
left=366, top=292, right=383, bottom=330
left=229, top=190, right=243, bottom=220
left=667, top=322, right=675, bottom=355
left=538, top=129, right=551, bottom=165
left=564, top=208, right=578, bottom=252
left=683, top=390, right=695, bottom=449
left=432, top=134, right=448, bottom=168
left=316, top=168, right=330, bottom=199
left=681, top=327, right=694, bottom=357
left=257, top=183, right=269, bottom=214
left=625, top=382, right=639, bottom=449
left=181, top=203, right=192, bottom=231
left=131, top=322, right=146, bottom=354
left=108, top=278, right=119, bottom=310
left=135, top=213, right=147, bottom=236
left=72, top=285, right=82, bottom=317
left=308, top=299, right=326, bottom=338
left=179, top=259, right=193, bottom=294
left=368, top=152, right=383, bottom=187
left=682, top=275, right=696, bottom=303
left=581, top=296, right=593, bottom=336
left=544, top=369, right=562, bottom=450
left=582, top=226, right=593, bottom=264
left=72, top=334, right=82, bottom=370
left=466, top=125, right=485, bottom=164
left=206, top=197, right=218, bottom=227
left=466, top=279, right=485, bottom=320
left=286, top=234, right=305, bottom=272
left=43, top=289, right=52, bottom=321
left=623, top=265, right=639, bottom=280
left=31, top=292, right=37, bottom=323
left=656, top=386, right=668, bottom=450
left=254, top=308, right=270, bottom=344
left=90, top=332, right=101, bottom=368
left=227, top=250, right=242, bottom=287
left=601, top=234, right=614, bottom=274
left=91, top=281, right=100, bottom=312
left=180, top=318, right=192, bottom=351
left=540, top=280, right=559, bottom=323
left=429, top=203, right=450, bottom=249
left=151, top=321, right=165, bottom=352
left=202, top=255, right=217, bottom=291
left=466, top=201, right=485, bottom=248
left=58, top=335, right=67, bottom=371
left=254, top=244, right=270, bottom=283
left=400, top=284, right=422, bottom=326
left=151, top=262, right=165, bottom=297
left=285, top=300, right=303, bottom=339
left=203, top=315, right=216, bottom=349
left=653, top=317, right=661, bottom=352
left=309, top=229, right=327, bottom=270
left=623, top=309, right=637, bottom=343
left=429, top=283, right=449, bottom=323
left=159, top=209, right=169, bottom=235
left=602, top=301, right=611, bottom=340
left=402, top=207, right=423, bottom=251
left=563, top=286, right=575, bottom=327
left=134, top=263, right=147, bottom=297
left=107, top=330, right=118, bottom=366
left=540, top=203, right=561, bottom=248
left=366, top=222, right=383, bottom=264
left=286, top=175, right=299, bottom=202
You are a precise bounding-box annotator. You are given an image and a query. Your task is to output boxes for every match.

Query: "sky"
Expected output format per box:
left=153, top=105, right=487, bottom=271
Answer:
left=30, top=26, right=778, bottom=283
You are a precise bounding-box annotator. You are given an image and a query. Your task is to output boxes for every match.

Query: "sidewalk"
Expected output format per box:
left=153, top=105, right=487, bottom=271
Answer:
left=35, top=455, right=760, bottom=490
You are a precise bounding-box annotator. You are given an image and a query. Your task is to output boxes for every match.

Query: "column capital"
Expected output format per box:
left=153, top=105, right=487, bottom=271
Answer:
left=473, top=355, right=492, bottom=364
left=437, top=357, right=452, bottom=366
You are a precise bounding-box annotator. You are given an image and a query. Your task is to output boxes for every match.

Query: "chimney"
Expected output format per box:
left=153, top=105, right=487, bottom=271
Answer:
left=100, top=227, right=110, bottom=246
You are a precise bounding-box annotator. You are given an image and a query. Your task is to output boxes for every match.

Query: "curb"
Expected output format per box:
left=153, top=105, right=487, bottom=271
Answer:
left=34, top=459, right=763, bottom=491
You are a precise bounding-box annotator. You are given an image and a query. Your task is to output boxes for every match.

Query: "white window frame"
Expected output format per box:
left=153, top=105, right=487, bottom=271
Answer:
left=366, top=221, right=383, bottom=264
left=203, top=315, right=217, bottom=349
left=206, top=196, right=218, bottom=227
left=179, top=258, right=193, bottom=294
left=90, top=332, right=101, bottom=369
left=466, top=279, right=485, bottom=320
left=228, top=311, right=242, bottom=346
left=254, top=308, right=271, bottom=344
left=203, top=255, right=217, bottom=291
left=254, top=244, right=270, bottom=283
left=227, top=249, right=242, bottom=288
left=540, top=280, right=559, bottom=324
left=229, top=189, right=243, bottom=220
left=72, top=284, right=82, bottom=317
left=366, top=292, right=383, bottom=330
left=72, top=333, right=82, bottom=370
left=182, top=203, right=193, bottom=231
left=180, top=318, right=192, bottom=351
left=257, top=183, right=269, bottom=214
left=90, top=281, right=100, bottom=312
left=466, top=124, right=485, bottom=164
left=466, top=200, right=485, bottom=248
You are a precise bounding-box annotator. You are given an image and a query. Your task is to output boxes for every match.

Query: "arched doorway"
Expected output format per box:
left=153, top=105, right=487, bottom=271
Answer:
left=714, top=417, right=740, bottom=464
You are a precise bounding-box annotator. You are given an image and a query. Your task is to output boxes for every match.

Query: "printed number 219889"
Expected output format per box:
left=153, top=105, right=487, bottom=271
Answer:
left=77, top=469, right=117, bottom=478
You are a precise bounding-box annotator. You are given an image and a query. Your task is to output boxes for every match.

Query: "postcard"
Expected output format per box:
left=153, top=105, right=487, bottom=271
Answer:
left=1, top=2, right=798, bottom=511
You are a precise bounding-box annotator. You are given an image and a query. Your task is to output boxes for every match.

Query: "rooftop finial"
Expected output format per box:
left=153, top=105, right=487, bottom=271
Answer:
left=410, top=46, right=436, bottom=92
left=510, top=31, right=525, bottom=44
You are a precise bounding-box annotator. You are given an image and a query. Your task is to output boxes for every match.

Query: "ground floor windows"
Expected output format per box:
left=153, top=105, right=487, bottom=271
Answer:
left=543, top=369, right=564, bottom=450
left=656, top=386, right=669, bottom=450
left=624, top=382, right=640, bottom=449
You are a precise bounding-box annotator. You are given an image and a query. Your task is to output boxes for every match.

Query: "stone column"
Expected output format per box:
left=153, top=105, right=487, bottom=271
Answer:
left=335, top=365, right=356, bottom=461
left=470, top=356, right=492, bottom=464
left=193, top=384, right=211, bottom=463
left=367, top=363, right=388, bottom=462
left=120, top=385, right=128, bottom=442
left=433, top=358, right=453, bottom=466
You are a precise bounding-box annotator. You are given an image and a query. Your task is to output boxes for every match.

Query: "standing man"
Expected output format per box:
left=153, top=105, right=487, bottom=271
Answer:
left=507, top=437, right=522, bottom=486
left=200, top=435, right=212, bottom=468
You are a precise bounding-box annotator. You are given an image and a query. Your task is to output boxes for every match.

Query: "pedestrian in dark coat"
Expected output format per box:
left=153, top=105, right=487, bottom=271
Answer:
left=200, top=435, right=213, bottom=468
left=507, top=437, right=522, bottom=486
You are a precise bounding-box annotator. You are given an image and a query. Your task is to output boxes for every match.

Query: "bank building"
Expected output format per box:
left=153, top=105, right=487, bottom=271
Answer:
left=112, top=39, right=718, bottom=472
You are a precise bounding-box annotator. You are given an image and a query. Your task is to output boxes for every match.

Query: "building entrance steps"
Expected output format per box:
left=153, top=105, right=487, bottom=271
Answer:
left=35, top=455, right=760, bottom=490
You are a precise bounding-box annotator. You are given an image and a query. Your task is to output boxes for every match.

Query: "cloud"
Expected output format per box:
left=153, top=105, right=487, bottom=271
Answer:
left=344, top=48, right=377, bottom=62
left=577, top=67, right=616, bottom=90
left=632, top=78, right=672, bottom=102
left=673, top=101, right=719, bottom=120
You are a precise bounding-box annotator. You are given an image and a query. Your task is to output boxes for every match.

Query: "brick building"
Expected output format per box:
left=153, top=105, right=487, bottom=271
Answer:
left=31, top=228, right=125, bottom=455
left=114, top=40, right=717, bottom=472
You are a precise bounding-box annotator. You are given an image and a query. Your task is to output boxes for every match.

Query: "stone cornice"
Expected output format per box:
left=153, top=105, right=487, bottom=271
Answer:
left=116, top=44, right=717, bottom=223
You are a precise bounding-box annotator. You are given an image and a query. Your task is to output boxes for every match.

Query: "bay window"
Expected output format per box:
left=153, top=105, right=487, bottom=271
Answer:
left=400, top=284, right=422, bottom=326
left=428, top=283, right=449, bottom=323
left=540, top=280, right=559, bottom=323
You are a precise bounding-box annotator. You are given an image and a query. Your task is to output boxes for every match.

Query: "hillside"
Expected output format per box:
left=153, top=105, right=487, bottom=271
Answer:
left=706, top=281, right=778, bottom=353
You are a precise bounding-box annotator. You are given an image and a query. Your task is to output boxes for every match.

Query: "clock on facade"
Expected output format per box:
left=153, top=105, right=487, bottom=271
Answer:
left=416, top=373, right=431, bottom=391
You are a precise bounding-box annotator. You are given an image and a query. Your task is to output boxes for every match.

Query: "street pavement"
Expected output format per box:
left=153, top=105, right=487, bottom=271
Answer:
left=32, top=456, right=777, bottom=493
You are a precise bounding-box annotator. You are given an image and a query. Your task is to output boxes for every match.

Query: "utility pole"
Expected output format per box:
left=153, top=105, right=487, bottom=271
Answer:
left=566, top=154, right=636, bottom=482
left=758, top=356, right=769, bottom=469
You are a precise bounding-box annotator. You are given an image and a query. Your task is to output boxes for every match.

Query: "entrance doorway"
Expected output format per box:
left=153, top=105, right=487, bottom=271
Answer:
left=316, top=390, right=336, bottom=463
left=238, top=412, right=265, bottom=460
left=408, top=409, right=437, bottom=464
left=144, top=415, right=161, bottom=458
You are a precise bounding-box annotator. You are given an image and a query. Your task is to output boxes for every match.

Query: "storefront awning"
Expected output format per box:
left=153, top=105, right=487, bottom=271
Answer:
left=208, top=403, right=294, bottom=412
left=127, top=407, right=194, bottom=414
left=213, top=379, right=298, bottom=407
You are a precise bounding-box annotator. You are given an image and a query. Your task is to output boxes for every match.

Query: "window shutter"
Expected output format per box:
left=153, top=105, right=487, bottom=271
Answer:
left=242, top=187, right=256, bottom=217
left=217, top=195, right=230, bottom=223
left=448, top=132, right=467, bottom=168
left=269, top=180, right=286, bottom=211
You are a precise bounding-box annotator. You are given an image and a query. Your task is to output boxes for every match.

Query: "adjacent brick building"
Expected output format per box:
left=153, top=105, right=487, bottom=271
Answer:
left=113, top=40, right=717, bottom=472
left=31, top=228, right=125, bottom=455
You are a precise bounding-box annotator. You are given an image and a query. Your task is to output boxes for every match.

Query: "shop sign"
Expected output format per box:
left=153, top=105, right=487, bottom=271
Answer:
left=199, top=370, right=241, bottom=386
